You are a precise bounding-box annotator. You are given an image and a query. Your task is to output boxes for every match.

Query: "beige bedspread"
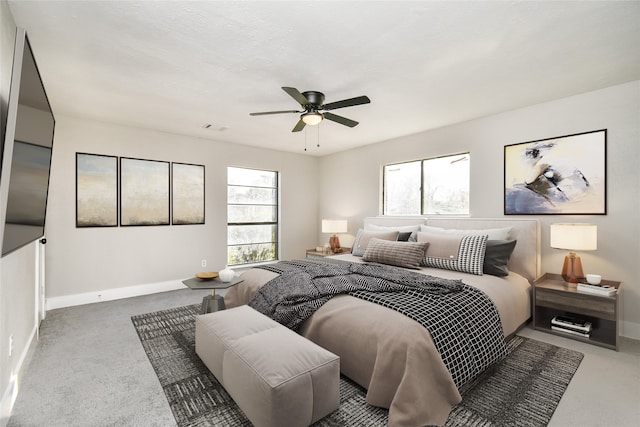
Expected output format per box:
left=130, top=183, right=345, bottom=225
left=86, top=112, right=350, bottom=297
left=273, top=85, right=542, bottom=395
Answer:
left=224, top=255, right=531, bottom=427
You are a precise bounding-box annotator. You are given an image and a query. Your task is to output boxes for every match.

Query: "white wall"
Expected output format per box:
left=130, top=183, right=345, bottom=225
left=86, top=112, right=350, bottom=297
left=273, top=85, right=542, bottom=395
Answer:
left=318, top=81, right=640, bottom=339
left=1, top=3, right=40, bottom=422
left=44, top=115, right=319, bottom=306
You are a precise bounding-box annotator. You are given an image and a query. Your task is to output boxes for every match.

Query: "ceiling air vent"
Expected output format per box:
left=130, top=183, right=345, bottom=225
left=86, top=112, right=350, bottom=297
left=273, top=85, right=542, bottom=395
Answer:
left=202, top=123, right=228, bottom=131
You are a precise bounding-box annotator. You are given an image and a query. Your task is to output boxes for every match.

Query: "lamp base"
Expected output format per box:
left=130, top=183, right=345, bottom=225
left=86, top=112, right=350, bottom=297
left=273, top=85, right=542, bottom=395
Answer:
left=329, top=235, right=341, bottom=253
left=561, top=252, right=584, bottom=283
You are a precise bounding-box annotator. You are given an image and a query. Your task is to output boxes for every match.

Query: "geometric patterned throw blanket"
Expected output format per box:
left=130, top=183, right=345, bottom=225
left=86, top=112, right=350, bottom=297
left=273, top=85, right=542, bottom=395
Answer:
left=251, top=258, right=507, bottom=388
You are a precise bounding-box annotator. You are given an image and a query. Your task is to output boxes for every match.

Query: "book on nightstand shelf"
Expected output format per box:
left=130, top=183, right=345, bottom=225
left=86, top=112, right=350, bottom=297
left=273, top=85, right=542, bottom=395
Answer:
left=551, top=315, right=592, bottom=337
left=551, top=325, right=591, bottom=337
left=577, top=282, right=617, bottom=296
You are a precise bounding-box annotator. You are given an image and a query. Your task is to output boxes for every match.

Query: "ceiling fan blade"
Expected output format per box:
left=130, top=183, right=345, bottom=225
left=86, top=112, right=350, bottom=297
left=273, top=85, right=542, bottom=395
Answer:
left=292, top=118, right=306, bottom=132
left=322, top=95, right=370, bottom=111
left=324, top=112, right=359, bottom=127
left=250, top=110, right=301, bottom=116
left=282, top=87, right=310, bottom=106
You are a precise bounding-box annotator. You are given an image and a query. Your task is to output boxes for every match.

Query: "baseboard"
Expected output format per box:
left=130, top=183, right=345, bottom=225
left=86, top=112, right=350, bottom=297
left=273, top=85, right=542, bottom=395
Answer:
left=0, top=325, right=37, bottom=426
left=622, top=320, right=640, bottom=341
left=45, top=280, right=186, bottom=311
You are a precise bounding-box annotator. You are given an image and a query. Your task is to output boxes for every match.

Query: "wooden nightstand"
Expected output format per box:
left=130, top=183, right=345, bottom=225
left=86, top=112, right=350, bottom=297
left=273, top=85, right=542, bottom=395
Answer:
left=306, top=248, right=351, bottom=258
left=533, top=273, right=622, bottom=350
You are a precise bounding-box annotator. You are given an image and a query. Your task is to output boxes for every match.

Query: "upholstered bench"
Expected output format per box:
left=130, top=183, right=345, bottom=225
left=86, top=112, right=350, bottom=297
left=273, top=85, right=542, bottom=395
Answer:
left=195, top=305, right=340, bottom=427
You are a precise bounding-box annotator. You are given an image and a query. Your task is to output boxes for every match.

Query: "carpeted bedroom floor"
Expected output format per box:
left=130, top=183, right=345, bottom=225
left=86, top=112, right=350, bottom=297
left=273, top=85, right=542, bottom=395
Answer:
left=6, top=288, right=640, bottom=427
left=131, top=303, right=586, bottom=427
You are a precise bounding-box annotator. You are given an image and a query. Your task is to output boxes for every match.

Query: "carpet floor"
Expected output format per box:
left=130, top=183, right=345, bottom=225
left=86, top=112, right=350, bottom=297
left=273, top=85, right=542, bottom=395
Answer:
left=131, top=304, right=584, bottom=427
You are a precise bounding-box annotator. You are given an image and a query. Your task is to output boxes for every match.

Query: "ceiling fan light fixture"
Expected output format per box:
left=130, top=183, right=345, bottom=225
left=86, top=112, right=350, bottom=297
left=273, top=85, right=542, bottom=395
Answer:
left=250, top=87, right=369, bottom=131
left=301, top=111, right=323, bottom=126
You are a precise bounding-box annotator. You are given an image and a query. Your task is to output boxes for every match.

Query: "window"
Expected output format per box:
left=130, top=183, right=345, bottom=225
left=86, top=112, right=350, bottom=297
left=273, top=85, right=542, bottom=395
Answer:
left=227, top=167, right=278, bottom=266
left=383, top=153, right=469, bottom=215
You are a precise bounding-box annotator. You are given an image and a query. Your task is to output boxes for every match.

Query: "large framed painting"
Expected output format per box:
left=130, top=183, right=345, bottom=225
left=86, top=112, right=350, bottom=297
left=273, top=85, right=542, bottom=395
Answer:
left=171, top=162, right=205, bottom=225
left=120, top=157, right=170, bottom=226
left=504, top=129, right=606, bottom=215
left=76, top=153, right=118, bottom=227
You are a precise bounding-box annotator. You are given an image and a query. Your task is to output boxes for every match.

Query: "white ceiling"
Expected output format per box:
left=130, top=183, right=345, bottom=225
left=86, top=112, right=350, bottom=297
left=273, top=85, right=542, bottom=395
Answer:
left=7, top=1, right=640, bottom=156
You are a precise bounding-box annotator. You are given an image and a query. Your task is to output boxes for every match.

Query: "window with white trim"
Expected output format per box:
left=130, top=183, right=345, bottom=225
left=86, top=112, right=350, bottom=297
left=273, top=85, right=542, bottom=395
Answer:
left=383, top=153, right=470, bottom=215
left=227, top=167, right=278, bottom=266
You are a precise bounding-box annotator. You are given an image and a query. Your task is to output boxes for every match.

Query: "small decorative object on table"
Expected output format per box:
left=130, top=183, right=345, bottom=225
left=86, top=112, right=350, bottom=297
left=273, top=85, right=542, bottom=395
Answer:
left=585, top=274, right=601, bottom=285
left=196, top=271, right=219, bottom=280
left=219, top=267, right=235, bottom=282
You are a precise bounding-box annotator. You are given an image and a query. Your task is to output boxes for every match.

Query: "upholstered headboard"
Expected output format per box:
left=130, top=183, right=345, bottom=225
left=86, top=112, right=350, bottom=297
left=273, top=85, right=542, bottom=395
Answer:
left=363, top=217, right=540, bottom=282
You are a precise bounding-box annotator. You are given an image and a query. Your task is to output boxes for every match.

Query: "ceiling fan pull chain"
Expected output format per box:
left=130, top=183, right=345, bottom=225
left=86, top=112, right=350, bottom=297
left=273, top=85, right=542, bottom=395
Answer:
left=317, top=124, right=320, bottom=148
left=304, top=127, right=307, bottom=151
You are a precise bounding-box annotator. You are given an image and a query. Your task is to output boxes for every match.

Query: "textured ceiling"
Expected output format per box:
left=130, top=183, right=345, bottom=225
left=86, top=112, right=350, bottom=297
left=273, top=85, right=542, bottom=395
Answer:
left=7, top=1, right=640, bottom=156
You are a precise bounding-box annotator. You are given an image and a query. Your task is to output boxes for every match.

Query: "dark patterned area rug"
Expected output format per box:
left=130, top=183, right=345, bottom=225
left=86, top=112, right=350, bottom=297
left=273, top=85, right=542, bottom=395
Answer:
left=132, top=304, right=583, bottom=427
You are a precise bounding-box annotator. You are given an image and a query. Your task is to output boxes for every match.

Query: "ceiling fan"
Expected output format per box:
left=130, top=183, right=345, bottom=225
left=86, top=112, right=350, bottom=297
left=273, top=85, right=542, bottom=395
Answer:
left=250, top=87, right=371, bottom=132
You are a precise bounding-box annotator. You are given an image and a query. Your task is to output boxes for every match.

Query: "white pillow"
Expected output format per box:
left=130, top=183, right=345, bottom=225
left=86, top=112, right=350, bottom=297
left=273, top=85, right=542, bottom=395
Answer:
left=419, top=225, right=512, bottom=241
left=365, top=223, right=421, bottom=242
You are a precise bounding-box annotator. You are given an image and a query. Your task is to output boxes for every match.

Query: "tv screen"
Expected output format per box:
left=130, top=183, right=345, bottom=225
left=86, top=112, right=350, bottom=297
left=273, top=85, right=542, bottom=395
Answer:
left=0, top=28, right=55, bottom=257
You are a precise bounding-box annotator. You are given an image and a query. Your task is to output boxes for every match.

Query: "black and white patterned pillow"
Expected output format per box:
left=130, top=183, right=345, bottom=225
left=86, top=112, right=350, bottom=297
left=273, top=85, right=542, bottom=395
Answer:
left=362, top=238, right=429, bottom=269
left=417, top=232, right=488, bottom=275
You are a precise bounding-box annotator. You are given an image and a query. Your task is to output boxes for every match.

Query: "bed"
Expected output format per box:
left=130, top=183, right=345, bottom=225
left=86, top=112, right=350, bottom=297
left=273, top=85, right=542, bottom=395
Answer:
left=224, top=217, right=540, bottom=427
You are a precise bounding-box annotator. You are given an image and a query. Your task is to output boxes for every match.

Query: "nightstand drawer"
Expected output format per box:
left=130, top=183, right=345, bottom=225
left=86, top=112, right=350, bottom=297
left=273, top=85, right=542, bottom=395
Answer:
left=536, top=287, right=616, bottom=320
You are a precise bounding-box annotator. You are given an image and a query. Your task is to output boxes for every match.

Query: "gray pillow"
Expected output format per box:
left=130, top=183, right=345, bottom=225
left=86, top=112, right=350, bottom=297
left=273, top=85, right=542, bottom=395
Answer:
left=483, top=240, right=517, bottom=277
left=362, top=238, right=429, bottom=269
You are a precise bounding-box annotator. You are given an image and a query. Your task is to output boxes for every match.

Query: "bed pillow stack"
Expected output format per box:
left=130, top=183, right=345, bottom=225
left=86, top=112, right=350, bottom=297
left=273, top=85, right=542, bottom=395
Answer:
left=355, top=223, right=517, bottom=276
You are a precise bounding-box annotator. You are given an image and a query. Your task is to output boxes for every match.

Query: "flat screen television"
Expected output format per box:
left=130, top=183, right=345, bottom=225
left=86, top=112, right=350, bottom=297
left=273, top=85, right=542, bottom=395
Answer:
left=0, top=28, right=55, bottom=257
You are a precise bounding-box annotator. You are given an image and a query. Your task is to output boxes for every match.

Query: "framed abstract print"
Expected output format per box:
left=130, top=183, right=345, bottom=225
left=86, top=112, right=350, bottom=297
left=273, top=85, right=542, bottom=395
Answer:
left=171, top=162, right=205, bottom=225
left=120, top=157, right=170, bottom=226
left=76, top=153, right=118, bottom=227
left=504, top=129, right=606, bottom=215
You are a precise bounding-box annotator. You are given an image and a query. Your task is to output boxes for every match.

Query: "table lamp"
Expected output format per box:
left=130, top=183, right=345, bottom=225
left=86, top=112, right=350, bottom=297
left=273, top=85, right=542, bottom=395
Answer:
left=321, top=219, right=348, bottom=253
left=550, top=223, right=597, bottom=283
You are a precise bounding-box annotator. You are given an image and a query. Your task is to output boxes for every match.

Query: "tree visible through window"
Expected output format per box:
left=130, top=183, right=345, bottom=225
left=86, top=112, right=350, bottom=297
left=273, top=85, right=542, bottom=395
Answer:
left=383, top=153, right=470, bottom=215
left=383, top=161, right=421, bottom=215
left=227, top=167, right=278, bottom=266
